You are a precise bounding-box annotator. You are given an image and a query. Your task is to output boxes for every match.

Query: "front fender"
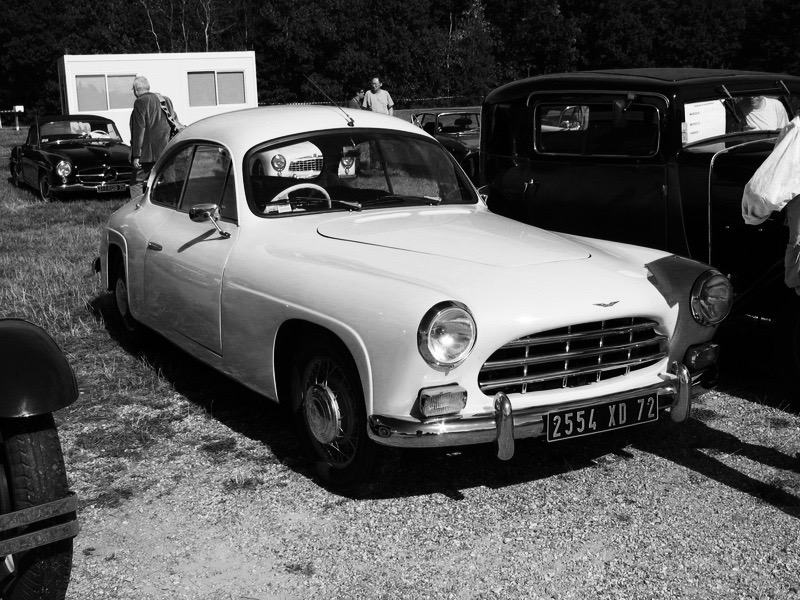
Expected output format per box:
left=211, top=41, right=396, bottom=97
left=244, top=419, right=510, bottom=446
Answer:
left=0, top=320, right=78, bottom=417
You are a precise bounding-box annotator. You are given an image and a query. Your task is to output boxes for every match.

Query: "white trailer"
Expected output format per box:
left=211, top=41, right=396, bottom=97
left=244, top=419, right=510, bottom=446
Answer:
left=57, top=51, right=258, bottom=144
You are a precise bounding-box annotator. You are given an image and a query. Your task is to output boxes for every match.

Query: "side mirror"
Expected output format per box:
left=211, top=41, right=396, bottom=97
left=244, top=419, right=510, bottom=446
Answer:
left=612, top=99, right=628, bottom=128
left=189, top=203, right=231, bottom=238
left=613, top=94, right=635, bottom=128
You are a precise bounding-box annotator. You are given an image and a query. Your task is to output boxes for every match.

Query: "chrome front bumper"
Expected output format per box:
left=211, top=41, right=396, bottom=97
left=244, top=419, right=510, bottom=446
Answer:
left=368, top=362, right=697, bottom=460
left=54, top=182, right=129, bottom=194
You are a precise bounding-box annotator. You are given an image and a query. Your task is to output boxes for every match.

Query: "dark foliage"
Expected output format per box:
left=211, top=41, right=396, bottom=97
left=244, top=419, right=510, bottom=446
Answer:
left=0, top=0, right=797, bottom=115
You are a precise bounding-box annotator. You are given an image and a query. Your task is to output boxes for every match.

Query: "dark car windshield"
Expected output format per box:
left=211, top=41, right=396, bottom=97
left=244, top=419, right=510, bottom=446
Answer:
left=246, top=130, right=478, bottom=216
left=682, top=94, right=799, bottom=146
left=40, top=120, right=121, bottom=144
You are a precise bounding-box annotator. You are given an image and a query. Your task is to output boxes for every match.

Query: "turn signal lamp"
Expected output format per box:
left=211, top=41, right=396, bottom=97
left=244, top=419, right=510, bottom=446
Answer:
left=419, top=385, right=468, bottom=418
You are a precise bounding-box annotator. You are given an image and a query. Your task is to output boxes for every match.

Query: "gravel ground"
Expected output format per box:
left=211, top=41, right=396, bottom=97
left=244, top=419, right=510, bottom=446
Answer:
left=59, top=322, right=800, bottom=600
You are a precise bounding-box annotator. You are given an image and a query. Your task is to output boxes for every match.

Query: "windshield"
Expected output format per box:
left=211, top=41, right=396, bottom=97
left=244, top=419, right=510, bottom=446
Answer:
left=40, top=120, right=122, bottom=144
left=247, top=131, right=478, bottom=216
left=682, top=94, right=799, bottom=146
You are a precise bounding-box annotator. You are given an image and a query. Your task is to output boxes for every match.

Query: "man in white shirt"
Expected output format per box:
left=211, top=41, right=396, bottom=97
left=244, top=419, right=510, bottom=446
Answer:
left=362, top=77, right=394, bottom=116
left=741, top=96, right=789, bottom=130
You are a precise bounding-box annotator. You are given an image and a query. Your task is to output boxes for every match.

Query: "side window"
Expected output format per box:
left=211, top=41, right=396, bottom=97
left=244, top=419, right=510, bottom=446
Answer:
left=535, top=102, right=659, bottom=157
left=179, top=145, right=235, bottom=217
left=150, top=146, right=194, bottom=208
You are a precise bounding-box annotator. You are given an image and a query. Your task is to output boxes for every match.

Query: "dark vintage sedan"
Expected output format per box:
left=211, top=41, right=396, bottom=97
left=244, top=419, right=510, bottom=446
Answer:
left=9, top=115, right=132, bottom=201
left=480, top=68, right=800, bottom=377
left=412, top=109, right=480, bottom=180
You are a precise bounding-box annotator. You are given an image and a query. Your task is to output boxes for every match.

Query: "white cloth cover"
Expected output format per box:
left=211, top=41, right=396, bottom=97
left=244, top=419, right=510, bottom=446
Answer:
left=742, top=116, right=800, bottom=225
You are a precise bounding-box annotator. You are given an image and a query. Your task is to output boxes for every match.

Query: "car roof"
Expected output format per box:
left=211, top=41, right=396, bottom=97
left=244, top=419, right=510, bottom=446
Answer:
left=485, top=68, right=800, bottom=104
left=181, top=105, right=428, bottom=153
left=37, top=114, right=115, bottom=123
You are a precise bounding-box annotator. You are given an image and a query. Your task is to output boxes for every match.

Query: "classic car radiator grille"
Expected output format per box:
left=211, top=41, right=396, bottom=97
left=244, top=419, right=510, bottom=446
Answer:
left=289, top=157, right=323, bottom=172
left=77, top=166, right=133, bottom=184
left=478, top=317, right=667, bottom=395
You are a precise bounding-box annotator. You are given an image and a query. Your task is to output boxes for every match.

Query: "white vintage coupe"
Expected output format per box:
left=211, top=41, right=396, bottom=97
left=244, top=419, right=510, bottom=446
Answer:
left=97, top=105, right=732, bottom=491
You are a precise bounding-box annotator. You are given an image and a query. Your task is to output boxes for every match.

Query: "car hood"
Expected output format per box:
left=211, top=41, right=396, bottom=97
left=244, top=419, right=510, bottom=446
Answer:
left=43, top=141, right=131, bottom=164
left=439, top=132, right=479, bottom=151
left=316, top=207, right=590, bottom=267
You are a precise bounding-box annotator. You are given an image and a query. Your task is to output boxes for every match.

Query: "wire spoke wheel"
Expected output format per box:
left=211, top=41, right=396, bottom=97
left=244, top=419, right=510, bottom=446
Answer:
left=291, top=337, right=383, bottom=492
left=302, top=357, right=360, bottom=468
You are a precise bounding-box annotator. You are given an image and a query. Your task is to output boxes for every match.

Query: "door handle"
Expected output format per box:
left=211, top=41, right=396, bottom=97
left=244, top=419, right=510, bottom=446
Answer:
left=147, top=242, right=162, bottom=251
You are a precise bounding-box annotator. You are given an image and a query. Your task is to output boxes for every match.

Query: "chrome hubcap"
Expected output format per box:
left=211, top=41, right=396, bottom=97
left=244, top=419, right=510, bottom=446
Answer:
left=304, top=383, right=341, bottom=445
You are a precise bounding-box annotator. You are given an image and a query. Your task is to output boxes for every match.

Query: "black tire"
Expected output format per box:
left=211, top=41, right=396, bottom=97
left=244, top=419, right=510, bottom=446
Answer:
left=37, top=173, right=55, bottom=202
left=109, top=255, right=144, bottom=345
left=0, top=415, right=73, bottom=600
left=291, top=337, right=382, bottom=492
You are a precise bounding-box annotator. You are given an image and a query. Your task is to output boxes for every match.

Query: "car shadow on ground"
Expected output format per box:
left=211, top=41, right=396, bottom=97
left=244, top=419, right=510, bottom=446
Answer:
left=89, top=296, right=800, bottom=512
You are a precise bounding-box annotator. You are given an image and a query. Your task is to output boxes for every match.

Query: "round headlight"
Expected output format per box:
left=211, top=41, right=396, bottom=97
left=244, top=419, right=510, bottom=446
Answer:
left=418, top=302, right=476, bottom=369
left=56, top=160, right=72, bottom=178
left=271, top=154, right=286, bottom=172
left=691, top=270, right=733, bottom=326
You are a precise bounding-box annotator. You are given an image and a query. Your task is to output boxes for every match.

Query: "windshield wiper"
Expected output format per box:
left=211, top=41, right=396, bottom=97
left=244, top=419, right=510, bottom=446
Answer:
left=272, top=196, right=362, bottom=211
left=362, top=194, right=442, bottom=207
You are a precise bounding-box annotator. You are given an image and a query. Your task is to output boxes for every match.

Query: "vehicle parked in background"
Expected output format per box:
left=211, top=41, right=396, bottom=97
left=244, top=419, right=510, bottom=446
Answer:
left=97, top=105, right=732, bottom=492
left=481, top=68, right=800, bottom=375
left=412, top=109, right=480, bottom=181
left=9, top=115, right=131, bottom=201
left=0, top=319, right=80, bottom=600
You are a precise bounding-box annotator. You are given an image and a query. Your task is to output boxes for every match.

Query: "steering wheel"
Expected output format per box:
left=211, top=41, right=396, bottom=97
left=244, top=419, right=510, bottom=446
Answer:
left=91, top=130, right=108, bottom=135
left=270, top=183, right=330, bottom=204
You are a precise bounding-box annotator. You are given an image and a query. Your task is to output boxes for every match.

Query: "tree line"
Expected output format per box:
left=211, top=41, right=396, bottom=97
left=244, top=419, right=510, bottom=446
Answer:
left=1, top=0, right=798, bottom=115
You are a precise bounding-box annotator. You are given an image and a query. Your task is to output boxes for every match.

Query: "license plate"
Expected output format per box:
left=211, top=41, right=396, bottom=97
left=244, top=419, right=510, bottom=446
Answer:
left=546, top=394, right=658, bottom=442
left=97, top=183, right=127, bottom=193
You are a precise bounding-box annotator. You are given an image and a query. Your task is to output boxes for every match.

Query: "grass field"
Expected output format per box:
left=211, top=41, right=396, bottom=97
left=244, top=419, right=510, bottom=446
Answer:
left=1, top=127, right=244, bottom=504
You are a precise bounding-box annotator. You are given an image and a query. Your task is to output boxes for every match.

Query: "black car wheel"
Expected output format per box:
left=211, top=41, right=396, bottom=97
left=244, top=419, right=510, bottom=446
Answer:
left=0, top=415, right=73, bottom=600
left=38, top=173, right=55, bottom=202
left=291, top=337, right=383, bottom=492
left=110, top=255, right=143, bottom=345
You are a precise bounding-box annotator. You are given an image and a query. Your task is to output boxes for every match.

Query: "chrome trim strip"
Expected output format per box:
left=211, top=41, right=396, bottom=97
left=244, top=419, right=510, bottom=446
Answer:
left=504, top=322, right=661, bottom=347
left=483, top=339, right=665, bottom=369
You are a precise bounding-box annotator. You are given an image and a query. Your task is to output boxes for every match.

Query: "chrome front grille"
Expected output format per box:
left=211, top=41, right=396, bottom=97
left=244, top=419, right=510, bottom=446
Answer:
left=289, top=157, right=323, bottom=172
left=479, top=317, right=667, bottom=395
left=77, top=166, right=133, bottom=184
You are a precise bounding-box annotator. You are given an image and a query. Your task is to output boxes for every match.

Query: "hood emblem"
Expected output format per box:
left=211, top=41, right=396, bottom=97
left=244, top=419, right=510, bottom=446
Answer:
left=594, top=301, right=619, bottom=308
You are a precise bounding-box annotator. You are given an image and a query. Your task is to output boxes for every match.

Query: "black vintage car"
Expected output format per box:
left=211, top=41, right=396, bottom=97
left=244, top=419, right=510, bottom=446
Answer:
left=9, top=115, right=131, bottom=201
left=0, top=319, right=79, bottom=599
left=481, top=68, right=800, bottom=374
left=412, top=109, right=481, bottom=180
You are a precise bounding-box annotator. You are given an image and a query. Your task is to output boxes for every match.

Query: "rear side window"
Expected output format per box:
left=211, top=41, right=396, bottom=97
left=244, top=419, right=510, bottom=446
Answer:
left=535, top=103, right=660, bottom=157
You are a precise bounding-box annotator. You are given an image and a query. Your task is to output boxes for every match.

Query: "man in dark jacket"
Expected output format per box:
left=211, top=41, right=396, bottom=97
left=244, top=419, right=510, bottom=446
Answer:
left=129, top=75, right=178, bottom=199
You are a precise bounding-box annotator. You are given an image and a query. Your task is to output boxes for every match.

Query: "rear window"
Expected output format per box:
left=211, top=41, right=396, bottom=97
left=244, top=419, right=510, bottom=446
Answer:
left=535, top=103, right=660, bottom=157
